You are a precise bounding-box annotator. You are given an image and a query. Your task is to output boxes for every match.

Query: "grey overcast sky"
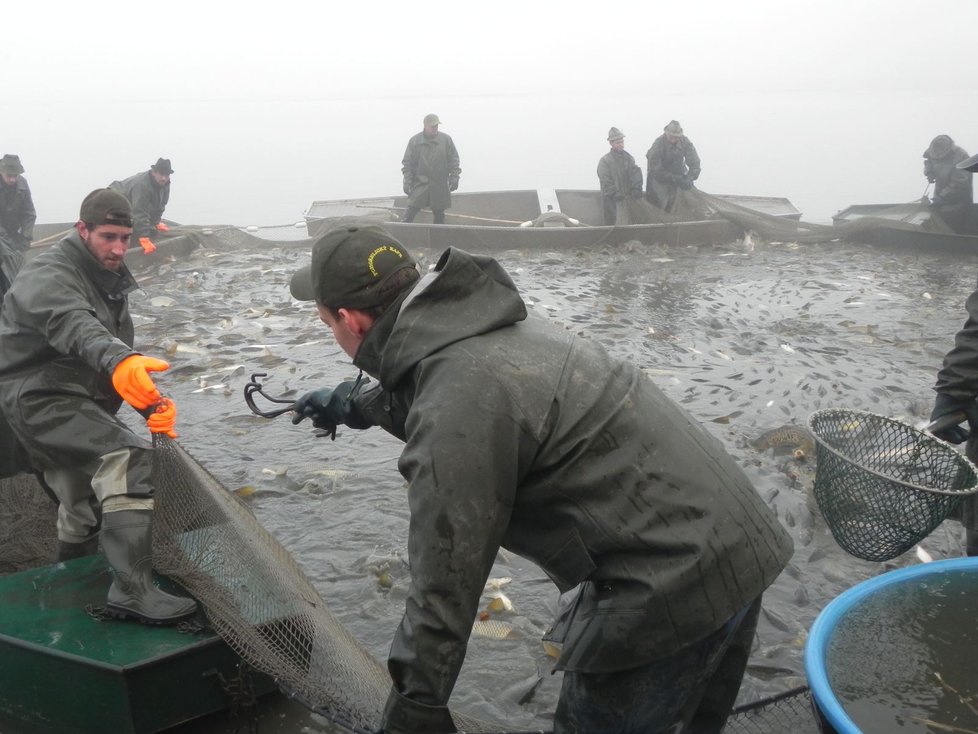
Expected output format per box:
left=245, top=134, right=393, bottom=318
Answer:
left=3, top=0, right=977, bottom=225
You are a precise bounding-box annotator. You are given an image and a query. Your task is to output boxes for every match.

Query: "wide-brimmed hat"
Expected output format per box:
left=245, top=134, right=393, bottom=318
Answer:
left=607, top=127, right=625, bottom=142
left=0, top=154, right=25, bottom=175
left=151, top=157, right=174, bottom=175
left=290, top=224, right=418, bottom=310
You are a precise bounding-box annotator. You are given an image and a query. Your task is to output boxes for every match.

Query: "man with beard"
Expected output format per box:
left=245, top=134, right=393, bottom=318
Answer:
left=646, top=120, right=701, bottom=213
left=401, top=114, right=461, bottom=224
left=109, top=157, right=173, bottom=252
left=597, top=127, right=643, bottom=225
left=0, top=188, right=197, bottom=624
left=285, top=224, right=793, bottom=734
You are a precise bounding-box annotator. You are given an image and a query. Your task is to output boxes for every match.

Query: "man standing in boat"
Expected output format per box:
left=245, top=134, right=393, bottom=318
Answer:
left=400, top=114, right=461, bottom=224
left=0, top=188, right=197, bottom=624
left=109, top=157, right=173, bottom=253
left=646, top=120, right=701, bottom=213
left=0, top=154, right=37, bottom=298
left=597, top=127, right=643, bottom=225
left=923, top=135, right=974, bottom=234
left=286, top=224, right=793, bottom=734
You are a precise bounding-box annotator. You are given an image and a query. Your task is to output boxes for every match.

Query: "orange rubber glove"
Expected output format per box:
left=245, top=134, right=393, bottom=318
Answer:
left=112, top=355, right=169, bottom=410
left=155, top=222, right=170, bottom=232
left=139, top=237, right=156, bottom=253
left=146, top=398, right=177, bottom=438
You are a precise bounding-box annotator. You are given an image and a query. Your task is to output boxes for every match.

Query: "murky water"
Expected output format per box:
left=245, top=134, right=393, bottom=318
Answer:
left=827, top=570, right=978, bottom=733
left=98, top=235, right=978, bottom=732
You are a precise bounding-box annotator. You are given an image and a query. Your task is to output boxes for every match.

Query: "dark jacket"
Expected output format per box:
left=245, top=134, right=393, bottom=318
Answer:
left=109, top=171, right=169, bottom=239
left=646, top=134, right=701, bottom=209
left=351, top=248, right=792, bottom=728
left=597, top=148, right=643, bottom=200
left=0, top=231, right=147, bottom=471
left=401, top=132, right=461, bottom=211
left=936, top=280, right=978, bottom=400
left=0, top=176, right=37, bottom=251
left=924, top=138, right=973, bottom=233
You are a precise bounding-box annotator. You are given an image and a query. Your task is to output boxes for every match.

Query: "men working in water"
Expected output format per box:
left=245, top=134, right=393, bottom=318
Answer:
left=286, top=224, right=793, bottom=733
left=646, top=119, right=701, bottom=213
left=0, top=154, right=36, bottom=299
left=0, top=188, right=197, bottom=624
left=109, top=157, right=173, bottom=252
left=400, top=114, right=461, bottom=224
left=597, top=127, right=643, bottom=225
left=923, top=134, right=973, bottom=234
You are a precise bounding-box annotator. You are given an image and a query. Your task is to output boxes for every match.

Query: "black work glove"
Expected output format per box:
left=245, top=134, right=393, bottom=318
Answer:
left=291, top=379, right=373, bottom=434
left=448, top=177, right=459, bottom=192
left=381, top=688, right=457, bottom=734
left=403, top=181, right=412, bottom=196
left=929, top=393, right=978, bottom=444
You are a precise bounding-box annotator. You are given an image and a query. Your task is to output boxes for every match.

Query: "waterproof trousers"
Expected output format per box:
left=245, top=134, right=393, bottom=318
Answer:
left=554, top=596, right=762, bottom=734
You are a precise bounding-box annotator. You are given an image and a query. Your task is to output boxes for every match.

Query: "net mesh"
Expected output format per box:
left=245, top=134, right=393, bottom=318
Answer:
left=808, top=408, right=978, bottom=562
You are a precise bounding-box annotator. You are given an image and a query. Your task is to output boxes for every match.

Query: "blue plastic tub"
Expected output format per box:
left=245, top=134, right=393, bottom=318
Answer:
left=805, top=556, right=978, bottom=733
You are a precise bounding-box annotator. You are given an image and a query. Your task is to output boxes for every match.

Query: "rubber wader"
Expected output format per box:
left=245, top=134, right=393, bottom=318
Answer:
left=100, top=509, right=197, bottom=624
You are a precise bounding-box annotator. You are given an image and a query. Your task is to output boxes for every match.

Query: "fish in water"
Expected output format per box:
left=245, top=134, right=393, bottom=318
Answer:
left=752, top=425, right=816, bottom=459
left=471, top=619, right=520, bottom=640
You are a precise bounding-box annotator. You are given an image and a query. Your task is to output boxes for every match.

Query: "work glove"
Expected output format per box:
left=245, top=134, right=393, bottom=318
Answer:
left=291, top=379, right=373, bottom=434
left=155, top=222, right=170, bottom=233
left=112, top=355, right=169, bottom=410
left=138, top=237, right=156, bottom=254
left=403, top=180, right=412, bottom=196
left=448, top=177, right=459, bottom=192
left=381, top=688, right=457, bottom=734
left=929, top=393, right=978, bottom=444
left=145, top=398, right=178, bottom=438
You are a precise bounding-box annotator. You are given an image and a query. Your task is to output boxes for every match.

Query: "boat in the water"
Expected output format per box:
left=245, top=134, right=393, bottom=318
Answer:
left=833, top=201, right=978, bottom=255
left=303, top=189, right=802, bottom=251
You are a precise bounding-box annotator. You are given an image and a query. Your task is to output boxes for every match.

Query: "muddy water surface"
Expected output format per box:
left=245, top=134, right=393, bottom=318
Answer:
left=127, top=236, right=978, bottom=732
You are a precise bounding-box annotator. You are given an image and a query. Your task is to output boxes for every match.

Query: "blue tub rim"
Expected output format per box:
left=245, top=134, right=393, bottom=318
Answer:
left=804, top=556, right=978, bottom=733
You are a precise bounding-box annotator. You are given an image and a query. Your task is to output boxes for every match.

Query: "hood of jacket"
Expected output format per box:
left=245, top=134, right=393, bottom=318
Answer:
left=353, top=247, right=527, bottom=388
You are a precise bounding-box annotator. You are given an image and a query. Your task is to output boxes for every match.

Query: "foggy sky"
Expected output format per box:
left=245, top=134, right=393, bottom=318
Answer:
left=4, top=0, right=977, bottom=226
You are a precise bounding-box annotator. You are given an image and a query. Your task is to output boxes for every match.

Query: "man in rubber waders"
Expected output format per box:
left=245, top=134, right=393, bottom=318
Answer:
left=0, top=188, right=197, bottom=624
left=286, top=223, right=793, bottom=734
left=109, top=157, right=173, bottom=254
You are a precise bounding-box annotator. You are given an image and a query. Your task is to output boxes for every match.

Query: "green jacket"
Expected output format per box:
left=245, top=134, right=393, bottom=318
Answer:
left=646, top=133, right=701, bottom=209
left=109, top=171, right=169, bottom=239
left=0, top=176, right=36, bottom=251
left=597, top=148, right=643, bottom=199
left=0, top=231, right=147, bottom=470
left=350, top=248, right=792, bottom=728
left=401, top=131, right=461, bottom=211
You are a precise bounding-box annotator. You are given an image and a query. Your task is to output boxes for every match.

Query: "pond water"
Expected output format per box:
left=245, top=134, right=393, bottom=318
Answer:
left=22, top=232, right=978, bottom=733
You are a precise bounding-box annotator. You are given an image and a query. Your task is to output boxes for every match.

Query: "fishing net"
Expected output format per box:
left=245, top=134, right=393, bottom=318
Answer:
left=149, top=437, right=504, bottom=734
left=808, top=408, right=978, bottom=562
left=723, top=687, right=820, bottom=734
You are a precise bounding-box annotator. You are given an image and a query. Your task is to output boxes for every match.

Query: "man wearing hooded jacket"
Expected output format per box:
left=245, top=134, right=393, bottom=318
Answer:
left=286, top=224, right=793, bottom=734
left=0, top=188, right=196, bottom=624
left=400, top=114, right=460, bottom=224
left=923, top=134, right=973, bottom=234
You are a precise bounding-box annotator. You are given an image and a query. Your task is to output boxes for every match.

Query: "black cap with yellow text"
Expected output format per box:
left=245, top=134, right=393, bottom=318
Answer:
left=290, top=225, right=417, bottom=309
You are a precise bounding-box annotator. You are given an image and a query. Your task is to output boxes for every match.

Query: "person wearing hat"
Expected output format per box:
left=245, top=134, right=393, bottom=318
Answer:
left=923, top=135, right=973, bottom=234
left=0, top=154, right=36, bottom=254
left=645, top=120, right=701, bottom=213
left=597, top=127, right=643, bottom=225
left=400, top=114, right=461, bottom=224
left=285, top=225, right=792, bottom=734
left=109, top=157, right=174, bottom=249
left=0, top=188, right=197, bottom=624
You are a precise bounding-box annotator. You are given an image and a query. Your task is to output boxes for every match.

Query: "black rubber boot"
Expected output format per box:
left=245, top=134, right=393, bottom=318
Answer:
left=966, top=528, right=978, bottom=558
left=100, top=509, right=197, bottom=624
left=56, top=537, right=99, bottom=562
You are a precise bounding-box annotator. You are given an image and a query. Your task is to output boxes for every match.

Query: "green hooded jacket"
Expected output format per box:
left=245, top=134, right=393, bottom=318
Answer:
left=349, top=248, right=792, bottom=728
left=109, top=170, right=170, bottom=239
left=401, top=131, right=461, bottom=211
left=0, top=231, right=147, bottom=471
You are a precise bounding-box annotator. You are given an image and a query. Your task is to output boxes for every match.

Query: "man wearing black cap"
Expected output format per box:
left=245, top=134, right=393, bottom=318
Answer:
left=285, top=225, right=792, bottom=734
left=109, top=157, right=174, bottom=250
left=646, top=120, right=701, bottom=212
left=597, top=127, right=643, bottom=225
left=401, top=114, right=461, bottom=224
left=0, top=189, right=196, bottom=624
